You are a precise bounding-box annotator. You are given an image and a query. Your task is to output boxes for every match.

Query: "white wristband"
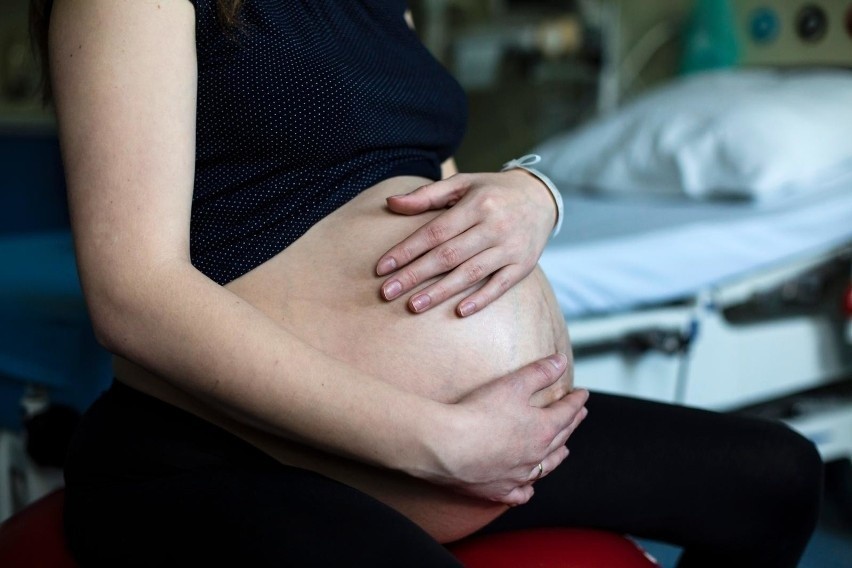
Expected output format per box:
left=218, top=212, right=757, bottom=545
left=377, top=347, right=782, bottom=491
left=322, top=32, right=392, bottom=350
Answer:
left=501, top=154, right=564, bottom=238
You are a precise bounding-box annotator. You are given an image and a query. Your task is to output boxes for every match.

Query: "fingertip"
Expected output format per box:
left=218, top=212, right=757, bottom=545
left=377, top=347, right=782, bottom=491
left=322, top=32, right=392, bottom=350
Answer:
left=547, top=353, right=568, bottom=372
left=387, top=182, right=430, bottom=202
left=505, top=487, right=532, bottom=507
left=377, top=257, right=397, bottom=276
left=386, top=193, right=429, bottom=215
left=385, top=195, right=401, bottom=212
left=385, top=193, right=420, bottom=215
left=457, top=301, right=476, bottom=317
left=523, top=356, right=565, bottom=391
left=381, top=279, right=402, bottom=300
left=409, top=293, right=432, bottom=313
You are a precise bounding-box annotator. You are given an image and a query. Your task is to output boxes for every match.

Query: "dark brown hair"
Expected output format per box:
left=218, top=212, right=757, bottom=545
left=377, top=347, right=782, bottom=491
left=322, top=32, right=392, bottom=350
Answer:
left=29, top=0, right=244, bottom=104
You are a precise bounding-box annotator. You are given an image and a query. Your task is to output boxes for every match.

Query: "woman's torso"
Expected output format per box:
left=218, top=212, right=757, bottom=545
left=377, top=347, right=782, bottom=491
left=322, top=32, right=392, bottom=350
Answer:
left=188, top=0, right=469, bottom=284
left=118, top=175, right=571, bottom=542
left=115, top=0, right=569, bottom=543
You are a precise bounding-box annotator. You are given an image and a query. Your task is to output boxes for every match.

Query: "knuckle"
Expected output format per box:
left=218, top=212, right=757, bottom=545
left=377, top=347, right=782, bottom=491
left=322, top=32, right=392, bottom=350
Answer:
left=479, top=195, right=500, bottom=214
left=437, top=246, right=460, bottom=269
left=398, top=244, right=417, bottom=264
left=465, top=262, right=485, bottom=284
left=551, top=382, right=569, bottom=401
left=452, top=172, right=471, bottom=185
left=533, top=432, right=552, bottom=454
left=495, top=274, right=512, bottom=292
left=520, top=255, right=537, bottom=271
left=400, top=267, right=420, bottom=288
left=428, top=282, right=449, bottom=301
left=425, top=223, right=446, bottom=247
left=530, top=361, right=552, bottom=381
left=546, top=420, right=562, bottom=439
left=506, top=374, right=526, bottom=395
left=492, top=216, right=512, bottom=234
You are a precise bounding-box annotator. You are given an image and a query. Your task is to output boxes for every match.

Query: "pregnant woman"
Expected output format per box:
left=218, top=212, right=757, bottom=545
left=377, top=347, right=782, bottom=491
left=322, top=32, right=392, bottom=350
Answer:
left=33, top=1, right=824, bottom=566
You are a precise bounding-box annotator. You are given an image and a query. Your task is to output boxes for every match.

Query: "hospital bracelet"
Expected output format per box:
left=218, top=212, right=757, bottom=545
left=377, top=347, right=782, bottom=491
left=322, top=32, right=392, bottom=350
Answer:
left=501, top=154, right=564, bottom=238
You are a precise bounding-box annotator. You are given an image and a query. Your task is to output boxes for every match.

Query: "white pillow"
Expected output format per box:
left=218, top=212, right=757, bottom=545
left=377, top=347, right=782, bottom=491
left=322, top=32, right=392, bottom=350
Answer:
left=533, top=69, right=852, bottom=201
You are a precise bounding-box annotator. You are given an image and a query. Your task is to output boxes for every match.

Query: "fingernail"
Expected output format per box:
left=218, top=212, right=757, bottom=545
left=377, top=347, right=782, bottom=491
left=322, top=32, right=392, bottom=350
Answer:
left=548, top=353, right=567, bottom=370
left=410, top=294, right=431, bottom=312
left=458, top=302, right=476, bottom=317
left=382, top=280, right=402, bottom=300
left=377, top=257, right=397, bottom=276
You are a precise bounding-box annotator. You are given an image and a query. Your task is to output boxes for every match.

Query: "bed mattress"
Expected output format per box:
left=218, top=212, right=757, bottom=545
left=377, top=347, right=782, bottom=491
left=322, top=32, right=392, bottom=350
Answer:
left=539, top=175, right=852, bottom=318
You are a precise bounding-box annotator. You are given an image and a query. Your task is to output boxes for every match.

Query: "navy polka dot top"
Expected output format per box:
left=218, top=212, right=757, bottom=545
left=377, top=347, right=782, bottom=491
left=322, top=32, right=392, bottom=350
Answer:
left=187, top=0, right=468, bottom=285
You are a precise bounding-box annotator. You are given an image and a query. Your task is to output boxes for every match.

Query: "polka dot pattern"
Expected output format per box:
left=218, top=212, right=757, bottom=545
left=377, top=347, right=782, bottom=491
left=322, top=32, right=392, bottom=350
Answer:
left=187, top=0, right=468, bottom=285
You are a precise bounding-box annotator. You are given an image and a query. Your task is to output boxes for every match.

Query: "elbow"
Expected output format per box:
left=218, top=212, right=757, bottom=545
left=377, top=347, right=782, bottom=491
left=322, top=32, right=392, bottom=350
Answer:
left=89, top=311, right=122, bottom=356
left=85, top=287, right=134, bottom=357
left=73, top=240, right=192, bottom=358
left=80, top=262, right=163, bottom=358
left=80, top=256, right=193, bottom=359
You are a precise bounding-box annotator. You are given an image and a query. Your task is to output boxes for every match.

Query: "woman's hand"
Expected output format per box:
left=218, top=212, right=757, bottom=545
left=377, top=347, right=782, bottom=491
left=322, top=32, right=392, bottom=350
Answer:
left=376, top=170, right=558, bottom=317
left=425, top=353, right=588, bottom=506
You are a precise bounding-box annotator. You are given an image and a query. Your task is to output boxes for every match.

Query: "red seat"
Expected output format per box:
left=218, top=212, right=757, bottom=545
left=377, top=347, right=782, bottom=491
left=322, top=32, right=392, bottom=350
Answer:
left=0, top=489, right=659, bottom=567
left=0, top=489, right=77, bottom=568
left=448, top=527, right=659, bottom=567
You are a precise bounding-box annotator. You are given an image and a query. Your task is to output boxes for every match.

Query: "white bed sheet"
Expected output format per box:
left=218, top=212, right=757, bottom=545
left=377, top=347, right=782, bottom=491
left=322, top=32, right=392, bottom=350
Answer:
left=539, top=175, right=852, bottom=318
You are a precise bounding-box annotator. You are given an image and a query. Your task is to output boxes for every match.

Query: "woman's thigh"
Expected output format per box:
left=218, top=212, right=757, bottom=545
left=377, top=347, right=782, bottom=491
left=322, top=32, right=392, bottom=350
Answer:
left=478, top=392, right=823, bottom=567
left=63, top=382, right=461, bottom=567
left=66, top=466, right=462, bottom=567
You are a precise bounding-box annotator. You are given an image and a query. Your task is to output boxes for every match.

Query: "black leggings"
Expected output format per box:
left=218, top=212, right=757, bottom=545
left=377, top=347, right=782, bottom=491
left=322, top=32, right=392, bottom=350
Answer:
left=63, top=381, right=823, bottom=567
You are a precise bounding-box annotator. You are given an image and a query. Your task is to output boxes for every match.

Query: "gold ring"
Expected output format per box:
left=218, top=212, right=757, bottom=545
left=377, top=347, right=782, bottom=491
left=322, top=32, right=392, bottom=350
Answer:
left=535, top=462, right=543, bottom=480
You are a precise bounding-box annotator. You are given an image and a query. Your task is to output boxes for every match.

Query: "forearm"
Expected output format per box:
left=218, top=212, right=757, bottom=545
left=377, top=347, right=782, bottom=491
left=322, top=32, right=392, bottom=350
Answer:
left=88, top=256, right=446, bottom=478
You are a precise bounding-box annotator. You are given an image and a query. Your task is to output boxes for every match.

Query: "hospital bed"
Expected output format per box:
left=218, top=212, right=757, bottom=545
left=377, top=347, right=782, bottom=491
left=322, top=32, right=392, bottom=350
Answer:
left=539, top=171, right=852, bottom=450
left=533, top=1, right=852, bottom=470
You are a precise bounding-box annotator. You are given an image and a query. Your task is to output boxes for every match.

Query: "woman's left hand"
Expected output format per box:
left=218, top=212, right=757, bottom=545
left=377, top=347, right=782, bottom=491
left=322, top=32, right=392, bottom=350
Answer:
left=376, top=170, right=558, bottom=317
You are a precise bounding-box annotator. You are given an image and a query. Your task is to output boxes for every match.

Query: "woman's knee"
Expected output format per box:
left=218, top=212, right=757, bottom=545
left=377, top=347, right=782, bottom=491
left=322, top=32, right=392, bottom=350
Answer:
left=761, top=421, right=821, bottom=491
left=737, top=419, right=824, bottom=537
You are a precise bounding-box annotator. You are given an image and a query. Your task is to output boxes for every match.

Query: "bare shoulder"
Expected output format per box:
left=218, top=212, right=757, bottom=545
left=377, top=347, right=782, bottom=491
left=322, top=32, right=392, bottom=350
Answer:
left=49, top=0, right=195, bottom=50
left=49, top=0, right=196, bottom=96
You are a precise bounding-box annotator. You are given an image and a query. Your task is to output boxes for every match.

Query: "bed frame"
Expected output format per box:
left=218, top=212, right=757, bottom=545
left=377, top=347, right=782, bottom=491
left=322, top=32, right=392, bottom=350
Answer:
left=570, top=0, right=852, bottom=514
left=568, top=244, right=852, bottom=455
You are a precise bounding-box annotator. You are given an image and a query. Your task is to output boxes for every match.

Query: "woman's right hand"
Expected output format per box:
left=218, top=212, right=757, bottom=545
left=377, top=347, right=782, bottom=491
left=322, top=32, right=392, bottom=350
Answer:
left=427, top=353, right=588, bottom=506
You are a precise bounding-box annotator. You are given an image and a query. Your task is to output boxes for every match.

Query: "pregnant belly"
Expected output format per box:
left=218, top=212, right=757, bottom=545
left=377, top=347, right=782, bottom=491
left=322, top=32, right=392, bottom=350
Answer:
left=118, top=176, right=571, bottom=543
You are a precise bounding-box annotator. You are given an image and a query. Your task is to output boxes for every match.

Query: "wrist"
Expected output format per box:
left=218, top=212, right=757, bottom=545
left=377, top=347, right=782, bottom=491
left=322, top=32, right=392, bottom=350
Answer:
left=404, top=400, right=468, bottom=485
left=504, top=168, right=559, bottom=223
left=501, top=154, right=564, bottom=237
